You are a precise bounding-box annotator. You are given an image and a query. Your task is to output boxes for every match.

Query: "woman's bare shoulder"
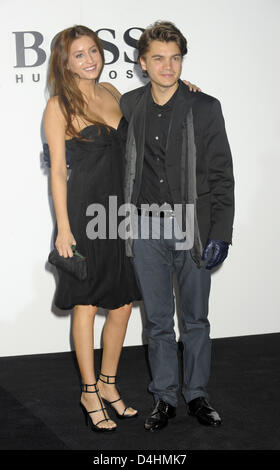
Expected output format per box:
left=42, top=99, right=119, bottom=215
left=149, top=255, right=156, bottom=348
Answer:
left=44, top=96, right=68, bottom=143
left=45, top=96, right=66, bottom=125
left=99, top=82, right=121, bottom=99
left=45, top=95, right=63, bottom=113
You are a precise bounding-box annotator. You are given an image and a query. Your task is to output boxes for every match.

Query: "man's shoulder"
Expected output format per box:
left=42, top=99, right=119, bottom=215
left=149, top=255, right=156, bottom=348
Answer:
left=121, top=84, right=147, bottom=106
left=194, top=90, right=219, bottom=105
left=120, top=84, right=148, bottom=120
left=181, top=82, right=219, bottom=106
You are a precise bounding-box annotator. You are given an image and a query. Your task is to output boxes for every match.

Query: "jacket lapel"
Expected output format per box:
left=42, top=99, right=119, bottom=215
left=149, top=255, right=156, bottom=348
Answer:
left=131, top=82, right=150, bottom=201
left=165, top=80, right=195, bottom=169
left=133, top=83, right=150, bottom=168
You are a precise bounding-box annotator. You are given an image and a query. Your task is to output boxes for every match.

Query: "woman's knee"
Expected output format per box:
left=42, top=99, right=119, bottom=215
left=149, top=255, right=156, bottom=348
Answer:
left=74, top=304, right=98, bottom=318
left=108, top=303, right=132, bottom=322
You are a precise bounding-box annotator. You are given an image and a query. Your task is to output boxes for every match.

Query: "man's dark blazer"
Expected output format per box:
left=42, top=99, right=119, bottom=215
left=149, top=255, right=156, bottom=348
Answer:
left=120, top=79, right=235, bottom=266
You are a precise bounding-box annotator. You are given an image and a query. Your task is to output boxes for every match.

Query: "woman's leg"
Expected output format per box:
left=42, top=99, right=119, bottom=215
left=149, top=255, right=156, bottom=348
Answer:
left=97, top=303, right=138, bottom=416
left=72, top=304, right=117, bottom=429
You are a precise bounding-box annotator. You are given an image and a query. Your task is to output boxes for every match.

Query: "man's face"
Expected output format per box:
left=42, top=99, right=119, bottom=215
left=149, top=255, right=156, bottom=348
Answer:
left=139, top=40, right=182, bottom=88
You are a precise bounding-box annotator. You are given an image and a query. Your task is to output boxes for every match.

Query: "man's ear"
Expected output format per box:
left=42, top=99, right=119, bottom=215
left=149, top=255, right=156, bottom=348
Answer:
left=139, top=56, right=147, bottom=72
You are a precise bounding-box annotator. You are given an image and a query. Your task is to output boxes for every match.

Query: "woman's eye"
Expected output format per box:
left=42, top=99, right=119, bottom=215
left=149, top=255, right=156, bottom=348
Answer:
left=76, top=53, right=83, bottom=59
left=91, top=48, right=97, bottom=53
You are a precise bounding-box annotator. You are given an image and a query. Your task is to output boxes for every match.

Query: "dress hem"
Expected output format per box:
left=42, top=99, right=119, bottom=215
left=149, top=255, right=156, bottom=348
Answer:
left=54, top=296, right=142, bottom=311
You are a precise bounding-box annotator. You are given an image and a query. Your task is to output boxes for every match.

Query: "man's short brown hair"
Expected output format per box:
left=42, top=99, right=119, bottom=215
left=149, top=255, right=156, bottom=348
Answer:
left=137, top=21, right=188, bottom=60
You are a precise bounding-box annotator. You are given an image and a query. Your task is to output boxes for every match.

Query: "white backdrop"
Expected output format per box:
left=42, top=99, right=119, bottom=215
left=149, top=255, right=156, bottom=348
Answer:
left=0, top=0, right=279, bottom=357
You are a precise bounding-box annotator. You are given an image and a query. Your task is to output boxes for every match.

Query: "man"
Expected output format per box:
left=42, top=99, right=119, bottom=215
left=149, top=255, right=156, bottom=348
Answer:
left=120, top=21, right=234, bottom=431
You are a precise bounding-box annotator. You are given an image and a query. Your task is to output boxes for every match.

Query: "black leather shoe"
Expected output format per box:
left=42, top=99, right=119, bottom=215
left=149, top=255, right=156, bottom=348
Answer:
left=144, top=399, right=176, bottom=431
left=188, top=397, right=222, bottom=426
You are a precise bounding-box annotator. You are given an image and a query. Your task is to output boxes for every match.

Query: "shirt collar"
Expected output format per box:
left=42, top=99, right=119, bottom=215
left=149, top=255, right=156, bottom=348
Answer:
left=149, top=82, right=180, bottom=110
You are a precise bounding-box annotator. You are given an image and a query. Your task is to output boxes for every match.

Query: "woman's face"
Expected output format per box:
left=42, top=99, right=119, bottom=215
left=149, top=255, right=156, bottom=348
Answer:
left=67, top=35, right=103, bottom=81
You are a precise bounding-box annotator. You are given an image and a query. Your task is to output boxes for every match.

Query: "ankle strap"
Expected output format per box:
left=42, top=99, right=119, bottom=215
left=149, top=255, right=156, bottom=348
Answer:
left=81, top=383, right=98, bottom=393
left=98, top=372, right=116, bottom=384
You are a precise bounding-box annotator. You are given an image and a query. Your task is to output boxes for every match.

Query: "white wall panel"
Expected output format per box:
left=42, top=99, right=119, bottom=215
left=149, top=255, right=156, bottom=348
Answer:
left=0, top=0, right=279, bottom=356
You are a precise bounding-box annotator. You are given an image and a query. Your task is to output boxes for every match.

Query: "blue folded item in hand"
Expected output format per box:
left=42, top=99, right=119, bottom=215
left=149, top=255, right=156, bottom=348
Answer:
left=43, top=143, right=72, bottom=169
left=202, top=239, right=229, bottom=270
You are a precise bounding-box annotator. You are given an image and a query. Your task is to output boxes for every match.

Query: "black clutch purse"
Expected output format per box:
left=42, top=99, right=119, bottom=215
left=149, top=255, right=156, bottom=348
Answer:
left=48, top=245, right=87, bottom=281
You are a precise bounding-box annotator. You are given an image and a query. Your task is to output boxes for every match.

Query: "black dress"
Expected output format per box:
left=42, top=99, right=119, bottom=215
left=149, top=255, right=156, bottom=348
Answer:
left=52, top=117, right=141, bottom=310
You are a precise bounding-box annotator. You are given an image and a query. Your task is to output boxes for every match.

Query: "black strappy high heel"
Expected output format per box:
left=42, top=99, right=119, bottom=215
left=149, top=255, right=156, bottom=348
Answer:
left=97, top=373, right=139, bottom=420
left=80, top=382, right=117, bottom=432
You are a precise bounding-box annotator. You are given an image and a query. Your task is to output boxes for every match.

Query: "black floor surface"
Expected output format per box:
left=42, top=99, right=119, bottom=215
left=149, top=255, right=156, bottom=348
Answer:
left=1, top=333, right=280, bottom=451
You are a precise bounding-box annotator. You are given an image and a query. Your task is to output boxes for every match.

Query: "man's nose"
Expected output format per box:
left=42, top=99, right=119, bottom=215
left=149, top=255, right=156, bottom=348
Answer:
left=162, top=59, right=172, bottom=68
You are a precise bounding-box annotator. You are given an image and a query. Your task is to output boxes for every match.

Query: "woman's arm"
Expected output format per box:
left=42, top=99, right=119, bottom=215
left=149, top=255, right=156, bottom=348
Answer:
left=44, top=97, right=76, bottom=257
left=101, top=80, right=201, bottom=97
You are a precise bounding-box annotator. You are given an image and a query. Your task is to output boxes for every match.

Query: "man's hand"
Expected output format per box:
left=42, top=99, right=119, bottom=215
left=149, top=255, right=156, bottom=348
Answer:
left=183, top=80, right=201, bottom=92
left=202, top=239, right=229, bottom=269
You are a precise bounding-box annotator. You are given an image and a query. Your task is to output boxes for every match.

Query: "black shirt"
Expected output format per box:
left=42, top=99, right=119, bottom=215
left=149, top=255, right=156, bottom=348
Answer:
left=137, top=86, right=179, bottom=208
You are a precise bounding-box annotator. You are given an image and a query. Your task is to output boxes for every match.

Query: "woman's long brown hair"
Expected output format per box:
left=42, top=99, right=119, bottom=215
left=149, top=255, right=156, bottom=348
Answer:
left=48, top=25, right=105, bottom=140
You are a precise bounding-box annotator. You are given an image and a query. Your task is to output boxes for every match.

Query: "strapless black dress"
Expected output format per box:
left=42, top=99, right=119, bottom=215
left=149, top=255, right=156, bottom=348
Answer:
left=52, top=117, right=141, bottom=310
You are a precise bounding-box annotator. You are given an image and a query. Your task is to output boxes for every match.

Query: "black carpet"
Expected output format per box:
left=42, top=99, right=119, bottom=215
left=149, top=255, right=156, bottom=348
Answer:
left=0, top=333, right=280, bottom=451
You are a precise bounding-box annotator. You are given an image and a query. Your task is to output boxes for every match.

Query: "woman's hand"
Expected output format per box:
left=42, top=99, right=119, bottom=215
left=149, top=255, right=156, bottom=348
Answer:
left=183, top=80, right=201, bottom=92
left=55, top=230, right=77, bottom=258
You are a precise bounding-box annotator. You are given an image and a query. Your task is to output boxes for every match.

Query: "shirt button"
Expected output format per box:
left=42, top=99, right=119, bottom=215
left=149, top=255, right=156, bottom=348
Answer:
left=158, top=113, right=162, bottom=117
left=160, top=179, right=164, bottom=183
left=155, top=136, right=159, bottom=140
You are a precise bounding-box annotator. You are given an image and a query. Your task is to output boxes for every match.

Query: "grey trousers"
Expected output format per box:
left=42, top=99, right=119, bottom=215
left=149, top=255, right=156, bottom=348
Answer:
left=132, top=215, right=211, bottom=407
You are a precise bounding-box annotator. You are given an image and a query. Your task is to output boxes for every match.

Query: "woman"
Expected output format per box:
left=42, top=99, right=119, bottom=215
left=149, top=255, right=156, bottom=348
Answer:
left=44, top=25, right=199, bottom=432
